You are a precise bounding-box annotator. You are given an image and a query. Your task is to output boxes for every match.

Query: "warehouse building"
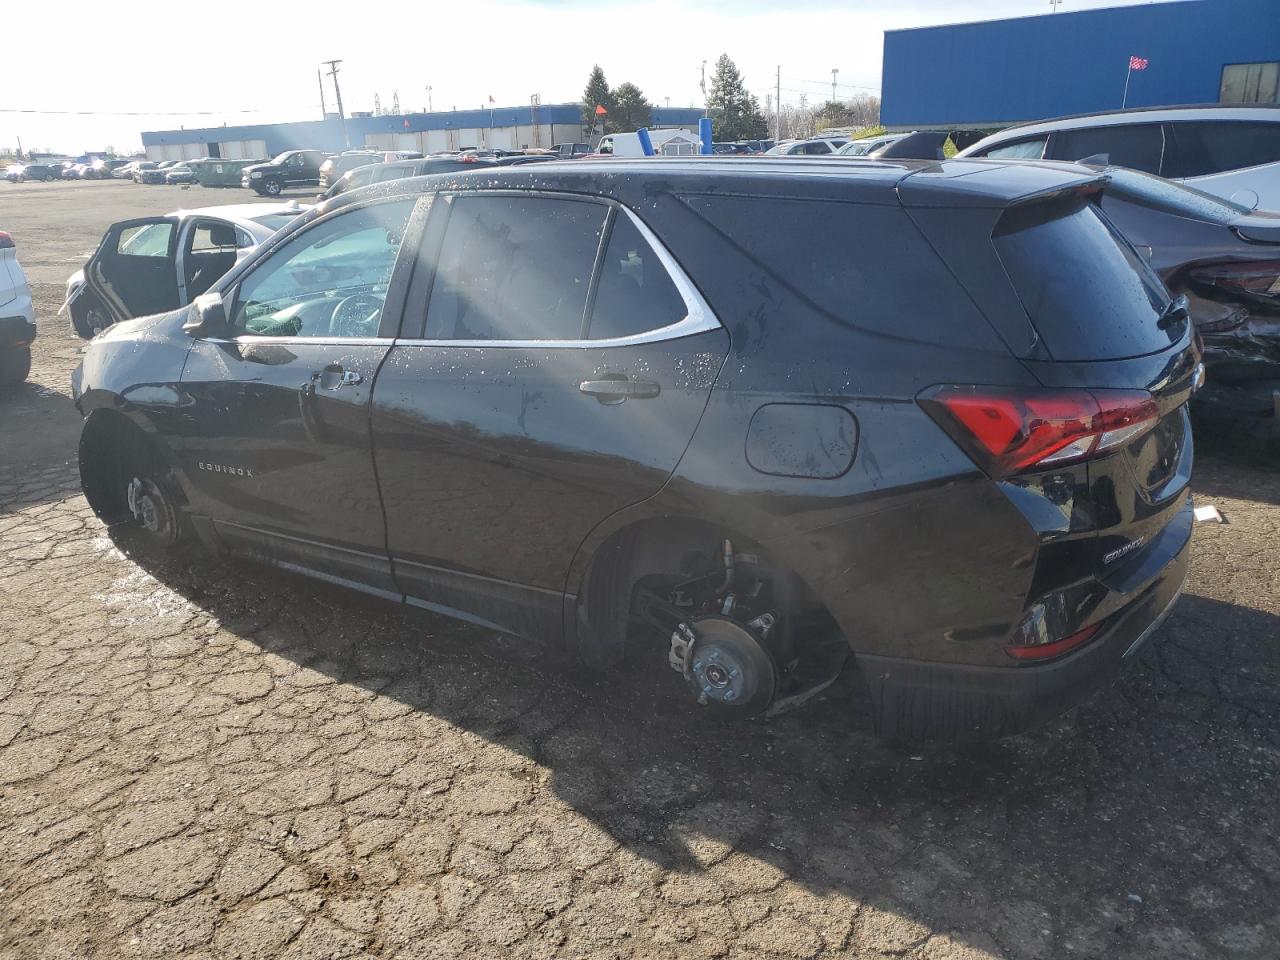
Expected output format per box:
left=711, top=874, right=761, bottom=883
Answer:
left=141, top=102, right=705, bottom=162
left=881, top=0, right=1280, bottom=130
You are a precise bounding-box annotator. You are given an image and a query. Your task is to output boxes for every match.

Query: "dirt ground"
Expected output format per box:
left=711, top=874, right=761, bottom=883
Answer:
left=1, top=180, right=1278, bottom=960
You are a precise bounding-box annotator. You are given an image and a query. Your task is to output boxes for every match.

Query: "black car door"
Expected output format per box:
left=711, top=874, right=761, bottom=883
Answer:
left=174, top=196, right=425, bottom=594
left=371, top=192, right=730, bottom=641
left=75, top=217, right=182, bottom=326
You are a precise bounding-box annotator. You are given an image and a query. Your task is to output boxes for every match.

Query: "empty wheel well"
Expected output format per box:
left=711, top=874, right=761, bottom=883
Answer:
left=79, top=410, right=173, bottom=523
left=574, top=517, right=839, bottom=666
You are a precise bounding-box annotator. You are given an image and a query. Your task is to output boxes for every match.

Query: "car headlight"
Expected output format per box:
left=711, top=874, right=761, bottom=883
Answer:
left=250, top=171, right=263, bottom=179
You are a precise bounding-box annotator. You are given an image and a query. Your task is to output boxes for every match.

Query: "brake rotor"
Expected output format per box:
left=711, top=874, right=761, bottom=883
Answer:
left=676, top=615, right=778, bottom=719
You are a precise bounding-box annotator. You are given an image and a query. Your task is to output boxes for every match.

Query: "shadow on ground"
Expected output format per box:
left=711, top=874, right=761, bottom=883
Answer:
left=109, top=519, right=1280, bottom=956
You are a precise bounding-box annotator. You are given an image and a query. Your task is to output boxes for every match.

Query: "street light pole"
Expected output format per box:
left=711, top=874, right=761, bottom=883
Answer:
left=322, top=59, right=349, bottom=149
left=831, top=67, right=839, bottom=105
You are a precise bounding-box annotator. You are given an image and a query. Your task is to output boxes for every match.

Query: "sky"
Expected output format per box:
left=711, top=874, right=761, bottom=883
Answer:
left=1, top=0, right=1178, bottom=155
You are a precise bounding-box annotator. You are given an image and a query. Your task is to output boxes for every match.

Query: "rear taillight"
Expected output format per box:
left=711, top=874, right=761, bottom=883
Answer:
left=0, top=231, right=13, bottom=249
left=1007, top=622, right=1100, bottom=661
left=1188, top=259, right=1280, bottom=304
left=919, top=386, right=1159, bottom=479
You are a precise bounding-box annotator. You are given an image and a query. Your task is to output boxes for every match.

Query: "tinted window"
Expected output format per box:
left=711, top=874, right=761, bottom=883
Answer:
left=801, top=141, right=833, bottom=155
left=190, top=222, right=237, bottom=252
left=1166, top=121, right=1280, bottom=177
left=994, top=197, right=1176, bottom=361
left=424, top=195, right=606, bottom=341
left=232, top=200, right=414, bottom=338
left=1050, top=124, right=1165, bottom=174
left=985, top=137, right=1048, bottom=160
left=588, top=215, right=687, bottom=340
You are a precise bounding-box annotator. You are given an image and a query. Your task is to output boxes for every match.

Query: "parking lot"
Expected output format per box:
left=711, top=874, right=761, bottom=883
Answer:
left=1, top=179, right=1278, bottom=959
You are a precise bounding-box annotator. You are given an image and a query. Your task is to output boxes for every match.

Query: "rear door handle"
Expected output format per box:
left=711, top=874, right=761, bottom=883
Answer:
left=579, top=378, right=661, bottom=403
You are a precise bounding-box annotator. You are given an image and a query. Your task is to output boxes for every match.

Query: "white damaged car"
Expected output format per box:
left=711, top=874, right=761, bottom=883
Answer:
left=62, top=201, right=307, bottom=339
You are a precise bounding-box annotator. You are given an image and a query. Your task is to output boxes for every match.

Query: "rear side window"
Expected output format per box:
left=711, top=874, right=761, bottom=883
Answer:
left=1050, top=124, right=1165, bottom=174
left=1166, top=121, right=1280, bottom=177
left=588, top=215, right=687, bottom=340
left=993, top=197, right=1176, bottom=361
left=425, top=195, right=606, bottom=341
left=118, top=222, right=173, bottom=257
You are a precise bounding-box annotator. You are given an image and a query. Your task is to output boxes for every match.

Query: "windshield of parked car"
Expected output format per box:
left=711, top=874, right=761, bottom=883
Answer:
left=1103, top=166, right=1253, bottom=224
left=837, top=139, right=886, bottom=156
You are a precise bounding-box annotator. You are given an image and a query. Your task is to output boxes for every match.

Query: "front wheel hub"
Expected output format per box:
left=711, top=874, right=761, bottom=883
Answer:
left=126, top=476, right=176, bottom=542
left=671, top=616, right=777, bottom=718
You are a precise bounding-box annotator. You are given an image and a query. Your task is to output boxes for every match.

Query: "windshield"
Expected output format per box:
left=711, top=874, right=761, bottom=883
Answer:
left=1103, top=166, right=1253, bottom=224
left=269, top=152, right=295, bottom=165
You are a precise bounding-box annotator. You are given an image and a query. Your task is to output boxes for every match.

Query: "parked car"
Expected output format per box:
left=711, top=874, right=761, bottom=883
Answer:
left=1092, top=165, right=1280, bottom=442
left=127, top=162, right=159, bottom=182
left=957, top=105, right=1280, bottom=210
left=551, top=142, right=591, bottom=159
left=137, top=161, right=180, bottom=184
left=5, top=163, right=59, bottom=182
left=0, top=230, right=36, bottom=385
left=113, top=161, right=148, bottom=179
left=90, top=159, right=129, bottom=179
left=241, top=150, right=328, bottom=196
left=318, top=151, right=382, bottom=191
left=70, top=158, right=1198, bottom=741
left=67, top=163, right=94, bottom=180
left=764, top=137, right=849, bottom=156
left=63, top=201, right=306, bottom=338
left=838, top=133, right=910, bottom=156
left=165, top=164, right=196, bottom=185
left=320, top=156, right=504, bottom=200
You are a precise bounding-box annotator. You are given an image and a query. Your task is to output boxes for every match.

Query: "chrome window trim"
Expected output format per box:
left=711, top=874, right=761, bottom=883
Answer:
left=200, top=336, right=399, bottom=347
left=399, top=200, right=722, bottom=349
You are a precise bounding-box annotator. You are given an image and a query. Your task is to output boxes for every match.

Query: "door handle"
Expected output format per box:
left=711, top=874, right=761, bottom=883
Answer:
left=310, top=364, right=363, bottom=390
left=579, top=377, right=661, bottom=404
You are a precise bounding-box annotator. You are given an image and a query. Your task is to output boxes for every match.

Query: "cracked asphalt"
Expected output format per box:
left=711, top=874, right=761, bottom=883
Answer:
left=1, top=181, right=1278, bottom=960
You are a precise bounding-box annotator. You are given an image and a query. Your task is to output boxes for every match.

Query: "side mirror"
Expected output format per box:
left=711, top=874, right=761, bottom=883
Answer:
left=184, top=291, right=229, bottom=338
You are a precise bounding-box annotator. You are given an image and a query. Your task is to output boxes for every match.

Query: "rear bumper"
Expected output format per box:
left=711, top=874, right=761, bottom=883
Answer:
left=858, top=512, right=1190, bottom=741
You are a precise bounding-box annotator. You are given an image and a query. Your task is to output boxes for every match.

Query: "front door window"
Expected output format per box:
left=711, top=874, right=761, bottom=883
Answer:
left=230, top=200, right=415, bottom=338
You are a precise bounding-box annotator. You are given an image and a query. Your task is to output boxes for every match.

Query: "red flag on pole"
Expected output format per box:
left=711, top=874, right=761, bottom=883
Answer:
left=594, top=104, right=608, bottom=115
left=1129, top=56, right=1149, bottom=71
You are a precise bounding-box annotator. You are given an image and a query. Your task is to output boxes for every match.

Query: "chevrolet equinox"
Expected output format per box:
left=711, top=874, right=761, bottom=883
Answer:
left=71, top=158, right=1200, bottom=740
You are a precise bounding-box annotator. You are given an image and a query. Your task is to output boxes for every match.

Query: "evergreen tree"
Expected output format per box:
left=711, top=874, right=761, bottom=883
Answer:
left=582, top=65, right=615, bottom=134
left=706, top=54, right=768, bottom=141
left=611, top=82, right=653, bottom=132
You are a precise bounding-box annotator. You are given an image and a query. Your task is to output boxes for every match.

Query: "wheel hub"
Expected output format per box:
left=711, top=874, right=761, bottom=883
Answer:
left=126, top=477, right=166, bottom=534
left=669, top=615, right=778, bottom=717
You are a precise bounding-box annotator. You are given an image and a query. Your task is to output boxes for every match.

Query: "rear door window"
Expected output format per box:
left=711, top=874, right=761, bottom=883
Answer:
left=1165, top=121, right=1280, bottom=177
left=424, top=195, right=607, bottom=341
left=1049, top=124, right=1165, bottom=174
left=993, top=197, right=1178, bottom=361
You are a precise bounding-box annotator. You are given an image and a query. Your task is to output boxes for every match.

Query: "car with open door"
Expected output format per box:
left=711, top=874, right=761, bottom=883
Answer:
left=72, top=157, right=1198, bottom=742
left=63, top=201, right=306, bottom=338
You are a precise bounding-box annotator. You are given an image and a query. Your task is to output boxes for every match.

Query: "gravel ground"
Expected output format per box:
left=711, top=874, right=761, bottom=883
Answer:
left=1, top=181, right=1278, bottom=960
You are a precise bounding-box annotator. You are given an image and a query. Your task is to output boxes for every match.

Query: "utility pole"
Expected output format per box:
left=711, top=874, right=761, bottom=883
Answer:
left=831, top=68, right=840, bottom=106
left=700, top=60, right=707, bottom=110
left=775, top=65, right=782, bottom=141
left=322, top=59, right=349, bottom=149
left=425, top=85, right=433, bottom=112
left=1050, top=0, right=1063, bottom=9
left=664, top=96, right=671, bottom=108
left=317, top=69, right=328, bottom=119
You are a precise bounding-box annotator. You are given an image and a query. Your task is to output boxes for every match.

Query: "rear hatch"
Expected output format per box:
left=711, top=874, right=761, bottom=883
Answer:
left=993, top=192, right=1198, bottom=581
left=902, top=167, right=1198, bottom=587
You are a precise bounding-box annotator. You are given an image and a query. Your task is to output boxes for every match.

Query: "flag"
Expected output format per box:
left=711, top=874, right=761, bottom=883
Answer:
left=488, top=95, right=495, bottom=105
left=595, top=104, right=608, bottom=116
left=1129, top=56, right=1149, bottom=71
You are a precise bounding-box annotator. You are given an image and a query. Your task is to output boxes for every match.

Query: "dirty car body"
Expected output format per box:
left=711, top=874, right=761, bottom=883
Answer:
left=71, top=158, right=1199, bottom=741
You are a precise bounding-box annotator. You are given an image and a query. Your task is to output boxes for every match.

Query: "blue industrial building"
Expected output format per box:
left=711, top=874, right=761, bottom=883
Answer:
left=881, top=0, right=1280, bottom=130
left=142, top=102, right=706, bottom=162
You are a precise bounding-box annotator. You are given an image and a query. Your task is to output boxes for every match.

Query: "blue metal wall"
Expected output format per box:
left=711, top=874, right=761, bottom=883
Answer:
left=881, top=0, right=1280, bottom=128
left=142, top=104, right=706, bottom=153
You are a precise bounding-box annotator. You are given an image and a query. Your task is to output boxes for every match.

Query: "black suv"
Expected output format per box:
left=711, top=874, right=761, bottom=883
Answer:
left=241, top=150, right=327, bottom=196
left=70, top=158, right=1199, bottom=740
